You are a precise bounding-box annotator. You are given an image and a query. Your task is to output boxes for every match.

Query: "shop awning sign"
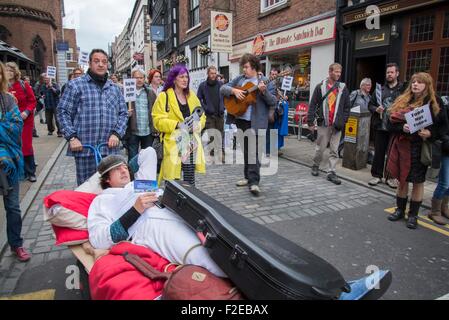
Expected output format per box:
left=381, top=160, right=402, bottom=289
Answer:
left=405, top=104, right=433, bottom=134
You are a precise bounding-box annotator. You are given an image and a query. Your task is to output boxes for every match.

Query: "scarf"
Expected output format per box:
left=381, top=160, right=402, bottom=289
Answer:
left=0, top=93, right=24, bottom=185
left=88, top=69, right=108, bottom=88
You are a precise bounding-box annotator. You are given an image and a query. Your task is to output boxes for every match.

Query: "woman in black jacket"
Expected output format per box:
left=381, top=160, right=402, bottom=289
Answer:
left=385, top=72, right=447, bottom=229
left=429, top=96, right=449, bottom=225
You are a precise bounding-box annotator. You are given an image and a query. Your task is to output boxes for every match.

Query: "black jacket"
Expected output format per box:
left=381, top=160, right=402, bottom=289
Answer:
left=368, top=82, right=406, bottom=131
left=307, top=80, right=351, bottom=131
left=438, top=96, right=449, bottom=156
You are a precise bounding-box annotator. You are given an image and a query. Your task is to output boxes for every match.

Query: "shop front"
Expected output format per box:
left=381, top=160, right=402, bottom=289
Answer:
left=338, top=0, right=449, bottom=96
left=229, top=15, right=336, bottom=106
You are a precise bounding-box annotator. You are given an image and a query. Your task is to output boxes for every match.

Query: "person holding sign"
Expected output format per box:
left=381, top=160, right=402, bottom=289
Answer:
left=368, top=63, right=405, bottom=188
left=57, top=49, right=128, bottom=185
left=152, top=64, right=206, bottom=186
left=39, top=74, right=61, bottom=137
left=385, top=73, right=448, bottom=229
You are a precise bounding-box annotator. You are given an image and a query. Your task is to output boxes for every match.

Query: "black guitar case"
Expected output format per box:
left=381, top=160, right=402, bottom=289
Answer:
left=161, top=180, right=351, bottom=300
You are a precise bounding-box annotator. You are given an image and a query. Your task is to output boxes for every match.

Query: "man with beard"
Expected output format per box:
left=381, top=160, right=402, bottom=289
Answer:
left=197, top=66, right=225, bottom=163
left=368, top=63, right=405, bottom=188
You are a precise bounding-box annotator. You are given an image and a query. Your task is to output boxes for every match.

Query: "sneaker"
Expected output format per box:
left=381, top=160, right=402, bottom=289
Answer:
left=48, top=132, right=53, bottom=136
left=57, top=133, right=63, bottom=138
left=11, top=246, right=31, bottom=262
left=28, top=175, right=37, bottom=183
left=236, top=179, right=249, bottom=187
left=311, top=165, right=319, bottom=176
left=250, top=185, right=260, bottom=196
left=386, top=178, right=399, bottom=189
left=368, top=177, right=381, bottom=186
left=327, top=172, right=342, bottom=185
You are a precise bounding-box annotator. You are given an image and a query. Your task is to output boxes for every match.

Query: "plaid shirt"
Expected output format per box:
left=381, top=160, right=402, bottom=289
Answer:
left=57, top=73, right=128, bottom=157
left=135, top=88, right=150, bottom=136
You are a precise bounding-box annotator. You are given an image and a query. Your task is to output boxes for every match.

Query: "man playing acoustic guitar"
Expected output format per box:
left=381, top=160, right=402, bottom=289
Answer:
left=221, top=53, right=277, bottom=196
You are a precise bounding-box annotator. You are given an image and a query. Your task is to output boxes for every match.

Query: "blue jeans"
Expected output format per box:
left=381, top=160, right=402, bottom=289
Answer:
left=3, top=182, right=23, bottom=248
left=433, top=156, right=449, bottom=199
left=126, top=134, right=154, bottom=162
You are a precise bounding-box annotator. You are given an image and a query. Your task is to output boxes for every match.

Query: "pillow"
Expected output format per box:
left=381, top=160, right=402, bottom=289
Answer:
left=52, top=225, right=89, bottom=246
left=76, top=172, right=103, bottom=194
left=44, top=205, right=88, bottom=230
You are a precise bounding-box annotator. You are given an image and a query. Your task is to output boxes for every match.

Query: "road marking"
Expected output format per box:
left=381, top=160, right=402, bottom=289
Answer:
left=385, top=207, right=449, bottom=237
left=0, top=289, right=55, bottom=300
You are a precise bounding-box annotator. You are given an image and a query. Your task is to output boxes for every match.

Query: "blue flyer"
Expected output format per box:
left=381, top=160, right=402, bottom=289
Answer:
left=134, top=180, right=158, bottom=193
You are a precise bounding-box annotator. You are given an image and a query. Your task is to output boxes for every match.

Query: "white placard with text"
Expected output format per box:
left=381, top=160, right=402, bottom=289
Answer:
left=47, top=66, right=57, bottom=79
left=124, top=79, right=137, bottom=102
left=405, top=104, right=433, bottom=134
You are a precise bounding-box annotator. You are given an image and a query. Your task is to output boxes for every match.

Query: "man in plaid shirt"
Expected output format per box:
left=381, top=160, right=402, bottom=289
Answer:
left=58, top=49, right=128, bottom=185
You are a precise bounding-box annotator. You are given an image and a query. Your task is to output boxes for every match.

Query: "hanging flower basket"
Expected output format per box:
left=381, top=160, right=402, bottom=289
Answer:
left=198, top=44, right=211, bottom=56
left=163, top=55, right=190, bottom=68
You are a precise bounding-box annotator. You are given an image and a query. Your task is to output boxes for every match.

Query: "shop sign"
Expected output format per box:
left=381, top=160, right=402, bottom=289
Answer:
left=230, top=16, right=335, bottom=61
left=343, top=0, right=445, bottom=25
left=252, top=34, right=266, bottom=56
left=355, top=25, right=390, bottom=50
left=211, top=11, right=233, bottom=53
left=345, top=117, right=358, bottom=144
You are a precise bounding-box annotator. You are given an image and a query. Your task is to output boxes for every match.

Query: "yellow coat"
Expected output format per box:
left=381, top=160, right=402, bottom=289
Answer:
left=152, top=88, right=206, bottom=184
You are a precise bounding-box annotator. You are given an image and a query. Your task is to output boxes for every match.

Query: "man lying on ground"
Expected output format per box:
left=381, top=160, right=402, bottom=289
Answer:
left=87, top=147, right=226, bottom=277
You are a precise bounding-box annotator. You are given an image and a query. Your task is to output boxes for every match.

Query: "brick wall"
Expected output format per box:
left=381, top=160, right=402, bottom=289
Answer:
left=63, top=28, right=78, bottom=62
left=233, top=0, right=335, bottom=43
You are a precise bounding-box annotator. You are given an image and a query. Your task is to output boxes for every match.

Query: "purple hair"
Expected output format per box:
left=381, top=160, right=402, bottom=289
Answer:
left=163, top=64, right=190, bottom=96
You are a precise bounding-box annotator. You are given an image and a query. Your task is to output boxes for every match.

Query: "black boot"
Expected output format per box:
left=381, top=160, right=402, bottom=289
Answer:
left=407, top=201, right=421, bottom=229
left=388, top=196, right=408, bottom=221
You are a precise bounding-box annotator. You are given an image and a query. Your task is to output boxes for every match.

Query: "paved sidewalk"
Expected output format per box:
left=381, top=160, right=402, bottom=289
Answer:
left=280, top=134, right=437, bottom=208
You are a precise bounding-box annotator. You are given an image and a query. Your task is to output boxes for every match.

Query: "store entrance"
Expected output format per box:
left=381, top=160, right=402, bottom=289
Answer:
left=355, top=55, right=386, bottom=90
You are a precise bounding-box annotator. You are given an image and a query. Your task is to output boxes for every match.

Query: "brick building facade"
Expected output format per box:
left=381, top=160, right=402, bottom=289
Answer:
left=0, top=0, right=64, bottom=79
left=63, top=28, right=78, bottom=76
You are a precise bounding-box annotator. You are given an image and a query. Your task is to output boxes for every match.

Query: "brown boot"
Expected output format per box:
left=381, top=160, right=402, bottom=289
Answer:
left=428, top=198, right=448, bottom=225
left=442, top=196, right=449, bottom=220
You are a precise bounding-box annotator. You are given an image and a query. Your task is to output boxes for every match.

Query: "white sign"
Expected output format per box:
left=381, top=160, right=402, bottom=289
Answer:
left=230, top=16, right=335, bottom=61
left=405, top=104, right=433, bottom=134
left=281, top=76, right=293, bottom=91
left=211, top=11, right=233, bottom=53
left=376, top=83, right=382, bottom=106
left=124, top=79, right=137, bottom=102
left=78, top=51, right=89, bottom=66
left=47, top=66, right=57, bottom=79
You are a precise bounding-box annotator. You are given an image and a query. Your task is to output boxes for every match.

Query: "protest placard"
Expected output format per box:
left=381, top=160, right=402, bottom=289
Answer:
left=405, top=104, right=433, bottom=134
left=47, top=66, right=57, bottom=79
left=78, top=51, right=89, bottom=65
left=124, top=79, right=137, bottom=103
left=281, top=76, right=293, bottom=91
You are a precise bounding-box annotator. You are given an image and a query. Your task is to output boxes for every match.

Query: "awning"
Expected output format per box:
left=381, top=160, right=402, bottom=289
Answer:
left=0, top=40, right=36, bottom=64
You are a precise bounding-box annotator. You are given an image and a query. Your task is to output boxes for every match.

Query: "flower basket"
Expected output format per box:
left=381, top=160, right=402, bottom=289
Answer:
left=198, top=44, right=211, bottom=56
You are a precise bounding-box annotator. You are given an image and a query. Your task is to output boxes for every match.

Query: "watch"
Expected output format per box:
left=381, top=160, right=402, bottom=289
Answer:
left=69, top=137, right=76, bottom=142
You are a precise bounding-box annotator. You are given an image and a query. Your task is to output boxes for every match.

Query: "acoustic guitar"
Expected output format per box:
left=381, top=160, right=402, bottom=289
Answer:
left=224, top=70, right=291, bottom=117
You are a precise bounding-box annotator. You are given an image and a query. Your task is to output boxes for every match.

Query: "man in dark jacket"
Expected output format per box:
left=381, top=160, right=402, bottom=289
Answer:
left=308, top=63, right=351, bottom=185
left=197, top=66, right=224, bottom=162
left=367, top=63, right=405, bottom=188
left=40, top=75, right=61, bottom=136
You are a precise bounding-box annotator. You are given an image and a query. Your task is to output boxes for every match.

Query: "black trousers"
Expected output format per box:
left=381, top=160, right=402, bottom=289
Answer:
left=45, top=109, right=61, bottom=134
left=126, top=134, right=155, bottom=162
left=371, top=130, right=391, bottom=179
left=24, top=155, right=36, bottom=177
left=235, top=119, right=260, bottom=186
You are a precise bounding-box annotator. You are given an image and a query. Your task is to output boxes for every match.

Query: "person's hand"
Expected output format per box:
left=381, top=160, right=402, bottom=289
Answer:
left=69, top=138, right=83, bottom=152
left=20, top=112, right=28, bottom=120
left=403, top=124, right=410, bottom=133
left=133, top=192, right=159, bottom=214
left=127, top=109, right=133, bottom=117
left=108, top=135, right=120, bottom=148
left=232, top=88, right=246, bottom=101
left=258, top=81, right=267, bottom=94
left=418, top=128, right=431, bottom=140
left=376, top=106, right=384, bottom=114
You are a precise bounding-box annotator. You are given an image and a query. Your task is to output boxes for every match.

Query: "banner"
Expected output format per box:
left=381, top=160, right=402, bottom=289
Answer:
left=211, top=11, right=232, bottom=53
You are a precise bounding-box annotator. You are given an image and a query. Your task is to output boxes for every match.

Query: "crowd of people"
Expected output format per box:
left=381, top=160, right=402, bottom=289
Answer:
left=1, top=47, right=448, bottom=264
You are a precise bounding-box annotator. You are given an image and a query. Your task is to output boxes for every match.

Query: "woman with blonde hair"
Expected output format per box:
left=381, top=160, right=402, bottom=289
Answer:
left=6, top=62, right=37, bottom=182
left=0, top=62, right=31, bottom=261
left=386, top=72, right=448, bottom=229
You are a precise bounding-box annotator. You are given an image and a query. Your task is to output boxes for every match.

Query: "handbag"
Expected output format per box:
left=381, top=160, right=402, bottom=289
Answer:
left=122, top=251, right=243, bottom=300
left=421, top=140, right=432, bottom=167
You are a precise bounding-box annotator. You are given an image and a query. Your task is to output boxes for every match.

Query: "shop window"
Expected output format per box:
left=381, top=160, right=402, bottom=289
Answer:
left=437, top=47, right=449, bottom=96
left=191, top=46, right=198, bottom=69
left=409, top=15, right=435, bottom=43
left=406, top=49, right=433, bottom=79
left=189, top=0, right=200, bottom=28
left=443, top=12, right=449, bottom=38
left=261, top=0, right=287, bottom=13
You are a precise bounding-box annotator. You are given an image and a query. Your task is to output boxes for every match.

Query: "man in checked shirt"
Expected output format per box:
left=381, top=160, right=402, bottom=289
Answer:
left=58, top=49, right=128, bottom=185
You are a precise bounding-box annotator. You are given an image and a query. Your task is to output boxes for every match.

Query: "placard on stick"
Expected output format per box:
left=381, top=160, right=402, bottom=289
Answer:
left=405, top=104, right=433, bottom=134
left=47, top=66, right=57, bottom=79
left=281, top=76, right=293, bottom=91
left=78, top=51, right=89, bottom=66
left=124, top=79, right=137, bottom=103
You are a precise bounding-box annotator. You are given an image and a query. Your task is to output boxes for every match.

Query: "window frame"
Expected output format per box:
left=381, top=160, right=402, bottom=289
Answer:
left=189, top=0, right=200, bottom=29
left=260, top=0, right=287, bottom=13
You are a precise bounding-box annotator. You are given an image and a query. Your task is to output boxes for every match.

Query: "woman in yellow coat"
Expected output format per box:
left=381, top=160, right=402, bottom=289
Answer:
left=152, top=64, right=206, bottom=186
